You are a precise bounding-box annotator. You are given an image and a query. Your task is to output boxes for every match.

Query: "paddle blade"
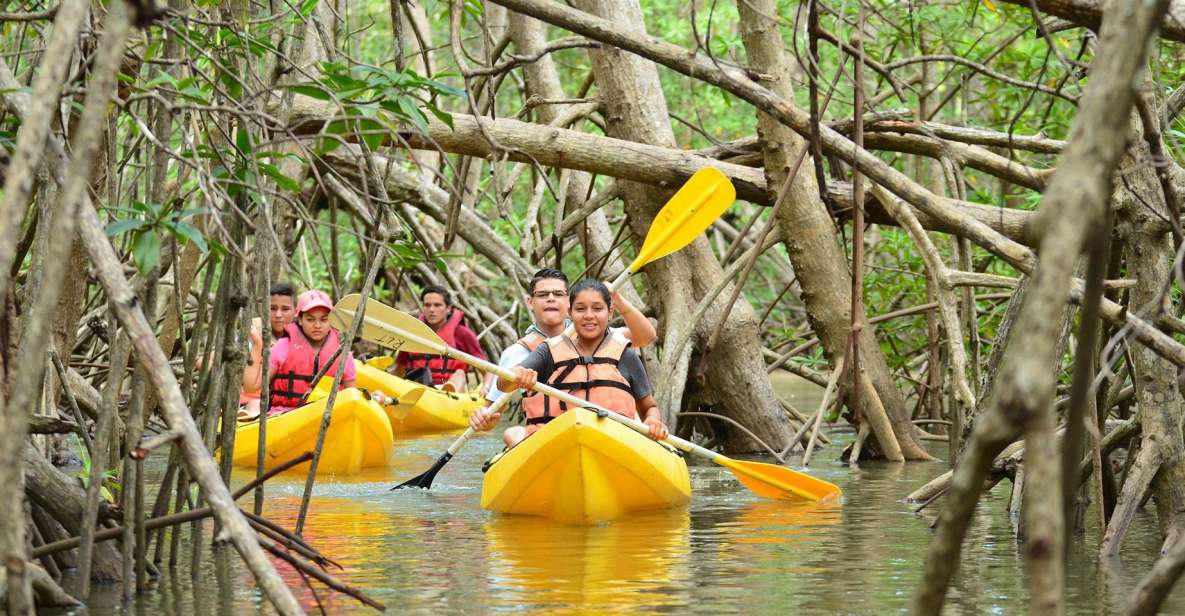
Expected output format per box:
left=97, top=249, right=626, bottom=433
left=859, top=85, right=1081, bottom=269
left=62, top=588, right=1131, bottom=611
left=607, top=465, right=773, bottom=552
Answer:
left=391, top=452, right=453, bottom=490
left=332, top=294, right=445, bottom=354
left=629, top=167, right=736, bottom=272
left=720, top=457, right=842, bottom=502
left=389, top=386, right=426, bottom=421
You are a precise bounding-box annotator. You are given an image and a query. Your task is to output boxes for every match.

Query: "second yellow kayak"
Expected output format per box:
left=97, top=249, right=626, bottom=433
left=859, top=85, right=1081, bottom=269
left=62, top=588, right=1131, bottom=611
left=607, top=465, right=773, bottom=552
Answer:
left=232, top=388, right=394, bottom=476
left=352, top=360, right=483, bottom=434
left=481, top=407, right=691, bottom=525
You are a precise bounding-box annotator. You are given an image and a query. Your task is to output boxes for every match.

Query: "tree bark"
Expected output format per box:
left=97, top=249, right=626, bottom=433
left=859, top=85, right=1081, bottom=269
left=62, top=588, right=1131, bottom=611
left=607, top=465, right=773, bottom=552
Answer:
left=0, top=46, right=305, bottom=616
left=735, top=0, right=927, bottom=460
left=485, top=0, right=1185, bottom=370
left=911, top=2, right=1170, bottom=614
left=1099, top=116, right=1185, bottom=558
left=22, top=446, right=122, bottom=581
left=506, top=11, right=639, bottom=308
left=285, top=98, right=1046, bottom=246
left=996, top=0, right=1185, bottom=44
left=560, top=0, right=789, bottom=452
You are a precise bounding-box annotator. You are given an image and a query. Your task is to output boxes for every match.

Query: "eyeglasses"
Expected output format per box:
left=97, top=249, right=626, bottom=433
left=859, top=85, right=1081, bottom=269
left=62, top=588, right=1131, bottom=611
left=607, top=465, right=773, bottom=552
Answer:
left=531, top=290, right=568, bottom=299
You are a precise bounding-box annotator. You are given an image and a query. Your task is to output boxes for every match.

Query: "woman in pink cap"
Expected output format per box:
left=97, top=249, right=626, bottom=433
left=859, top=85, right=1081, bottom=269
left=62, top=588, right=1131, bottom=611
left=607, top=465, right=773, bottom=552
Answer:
left=252, top=289, right=357, bottom=416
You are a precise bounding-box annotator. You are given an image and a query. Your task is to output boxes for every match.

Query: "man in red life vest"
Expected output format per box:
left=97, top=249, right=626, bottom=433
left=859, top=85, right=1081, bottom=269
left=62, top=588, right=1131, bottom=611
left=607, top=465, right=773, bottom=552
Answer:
left=394, top=285, right=486, bottom=391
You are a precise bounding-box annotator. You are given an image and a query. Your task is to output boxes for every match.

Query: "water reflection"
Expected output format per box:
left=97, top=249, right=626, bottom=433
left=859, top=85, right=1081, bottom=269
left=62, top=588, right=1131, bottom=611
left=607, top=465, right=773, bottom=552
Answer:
left=484, top=511, right=692, bottom=613
left=78, top=383, right=1185, bottom=615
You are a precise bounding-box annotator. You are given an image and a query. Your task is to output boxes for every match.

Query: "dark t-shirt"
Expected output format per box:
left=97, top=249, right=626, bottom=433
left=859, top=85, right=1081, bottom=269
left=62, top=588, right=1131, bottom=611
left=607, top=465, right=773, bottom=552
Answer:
left=517, top=333, right=652, bottom=400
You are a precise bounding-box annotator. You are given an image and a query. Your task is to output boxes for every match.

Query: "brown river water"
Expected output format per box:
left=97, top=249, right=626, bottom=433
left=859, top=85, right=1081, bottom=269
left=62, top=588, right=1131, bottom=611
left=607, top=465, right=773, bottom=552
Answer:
left=68, top=375, right=1183, bottom=614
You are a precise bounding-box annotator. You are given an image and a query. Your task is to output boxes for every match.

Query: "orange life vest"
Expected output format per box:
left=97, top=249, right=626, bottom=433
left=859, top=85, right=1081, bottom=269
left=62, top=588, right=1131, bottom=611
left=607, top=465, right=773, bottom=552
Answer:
left=516, top=331, right=549, bottom=419
left=403, top=308, right=470, bottom=385
left=528, top=331, right=638, bottom=426
left=269, top=322, right=346, bottom=411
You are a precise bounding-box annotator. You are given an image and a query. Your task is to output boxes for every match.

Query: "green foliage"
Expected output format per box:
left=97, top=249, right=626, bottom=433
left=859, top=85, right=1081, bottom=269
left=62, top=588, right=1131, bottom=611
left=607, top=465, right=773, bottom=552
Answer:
left=71, top=436, right=120, bottom=504
left=105, top=201, right=213, bottom=274
left=289, top=61, right=464, bottom=154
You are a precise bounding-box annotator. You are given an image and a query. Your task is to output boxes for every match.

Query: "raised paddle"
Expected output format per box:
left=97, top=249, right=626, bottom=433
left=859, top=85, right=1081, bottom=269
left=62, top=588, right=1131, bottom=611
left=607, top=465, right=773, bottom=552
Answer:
left=378, top=167, right=737, bottom=490
left=334, top=297, right=843, bottom=502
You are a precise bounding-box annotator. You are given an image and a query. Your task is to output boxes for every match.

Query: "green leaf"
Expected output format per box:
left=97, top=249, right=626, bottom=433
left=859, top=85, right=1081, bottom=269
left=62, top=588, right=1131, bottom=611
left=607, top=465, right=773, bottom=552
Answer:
left=235, top=128, right=252, bottom=156
left=299, top=0, right=320, bottom=17
left=358, top=118, right=386, bottom=150
left=287, top=84, right=333, bottom=101
left=172, top=221, right=209, bottom=254
left=133, top=231, right=162, bottom=274
left=105, top=219, right=147, bottom=236
left=398, top=98, right=430, bottom=133
left=258, top=162, right=301, bottom=192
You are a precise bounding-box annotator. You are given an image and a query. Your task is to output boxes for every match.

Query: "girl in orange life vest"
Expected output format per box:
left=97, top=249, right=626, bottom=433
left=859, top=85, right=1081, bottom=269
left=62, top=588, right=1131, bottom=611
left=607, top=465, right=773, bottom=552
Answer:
left=260, top=290, right=357, bottom=416
left=470, top=268, right=657, bottom=444
left=494, top=279, right=669, bottom=448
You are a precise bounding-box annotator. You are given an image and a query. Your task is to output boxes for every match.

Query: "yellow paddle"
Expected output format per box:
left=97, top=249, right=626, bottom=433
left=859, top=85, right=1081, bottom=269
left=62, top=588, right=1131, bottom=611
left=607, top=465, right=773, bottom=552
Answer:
left=335, top=297, right=842, bottom=502
left=373, top=166, right=738, bottom=490
left=606, top=166, right=736, bottom=289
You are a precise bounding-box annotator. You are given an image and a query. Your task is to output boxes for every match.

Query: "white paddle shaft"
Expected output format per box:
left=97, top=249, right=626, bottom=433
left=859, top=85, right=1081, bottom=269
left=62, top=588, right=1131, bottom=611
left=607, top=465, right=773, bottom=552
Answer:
left=350, top=309, right=718, bottom=462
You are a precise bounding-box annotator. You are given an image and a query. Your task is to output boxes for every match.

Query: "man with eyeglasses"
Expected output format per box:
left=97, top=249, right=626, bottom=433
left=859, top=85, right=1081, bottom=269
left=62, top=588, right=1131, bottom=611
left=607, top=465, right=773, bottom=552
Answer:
left=471, top=268, right=655, bottom=434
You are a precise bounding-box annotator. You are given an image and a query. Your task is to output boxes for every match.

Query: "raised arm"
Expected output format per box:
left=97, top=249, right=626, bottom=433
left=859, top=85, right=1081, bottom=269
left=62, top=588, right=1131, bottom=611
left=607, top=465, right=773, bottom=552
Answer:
left=613, top=290, right=656, bottom=348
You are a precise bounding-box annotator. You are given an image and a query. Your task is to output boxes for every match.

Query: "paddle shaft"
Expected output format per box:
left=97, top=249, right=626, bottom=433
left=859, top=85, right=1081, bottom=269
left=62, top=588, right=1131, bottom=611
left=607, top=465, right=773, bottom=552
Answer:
left=439, top=269, right=633, bottom=454
left=353, top=310, right=728, bottom=463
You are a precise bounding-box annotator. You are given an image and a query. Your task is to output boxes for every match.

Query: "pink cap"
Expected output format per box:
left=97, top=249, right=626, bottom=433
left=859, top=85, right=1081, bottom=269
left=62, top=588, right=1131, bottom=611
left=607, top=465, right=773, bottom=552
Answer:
left=296, top=290, right=333, bottom=315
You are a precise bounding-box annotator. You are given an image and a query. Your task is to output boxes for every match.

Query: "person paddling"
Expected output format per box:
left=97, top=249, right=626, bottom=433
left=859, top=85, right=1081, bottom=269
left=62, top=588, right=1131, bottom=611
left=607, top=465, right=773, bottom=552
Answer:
left=394, top=285, right=486, bottom=392
left=473, top=279, right=668, bottom=447
left=470, top=269, right=655, bottom=443
left=260, top=289, right=357, bottom=416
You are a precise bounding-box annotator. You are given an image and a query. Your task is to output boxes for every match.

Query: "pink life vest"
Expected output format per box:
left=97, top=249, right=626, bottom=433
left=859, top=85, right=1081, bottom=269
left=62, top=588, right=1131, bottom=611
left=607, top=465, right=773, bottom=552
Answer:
left=269, top=321, right=346, bottom=412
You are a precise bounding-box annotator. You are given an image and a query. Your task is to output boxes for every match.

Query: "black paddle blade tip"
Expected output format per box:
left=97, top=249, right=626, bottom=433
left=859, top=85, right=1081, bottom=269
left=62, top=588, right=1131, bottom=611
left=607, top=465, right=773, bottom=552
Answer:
left=390, top=453, right=452, bottom=491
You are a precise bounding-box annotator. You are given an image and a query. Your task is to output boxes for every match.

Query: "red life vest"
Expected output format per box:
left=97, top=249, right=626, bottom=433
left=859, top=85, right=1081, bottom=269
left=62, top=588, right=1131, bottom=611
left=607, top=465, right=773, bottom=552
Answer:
left=269, top=322, right=346, bottom=411
left=403, top=308, right=471, bottom=385
left=527, top=331, right=637, bottom=427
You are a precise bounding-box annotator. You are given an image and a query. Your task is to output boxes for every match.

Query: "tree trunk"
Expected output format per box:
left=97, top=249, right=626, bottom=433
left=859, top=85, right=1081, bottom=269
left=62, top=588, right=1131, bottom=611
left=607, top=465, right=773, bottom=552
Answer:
left=735, top=0, right=927, bottom=460
left=1100, top=119, right=1185, bottom=557
left=568, top=0, right=789, bottom=452
left=22, top=446, right=123, bottom=582
left=506, top=11, right=642, bottom=310
left=912, top=2, right=1170, bottom=613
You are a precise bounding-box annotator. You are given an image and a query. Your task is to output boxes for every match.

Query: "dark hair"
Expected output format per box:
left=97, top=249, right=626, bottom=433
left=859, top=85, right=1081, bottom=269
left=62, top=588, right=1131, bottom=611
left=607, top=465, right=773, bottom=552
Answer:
left=528, top=268, right=569, bottom=294
left=420, top=284, right=452, bottom=305
left=269, top=282, right=296, bottom=299
left=568, top=279, right=611, bottom=308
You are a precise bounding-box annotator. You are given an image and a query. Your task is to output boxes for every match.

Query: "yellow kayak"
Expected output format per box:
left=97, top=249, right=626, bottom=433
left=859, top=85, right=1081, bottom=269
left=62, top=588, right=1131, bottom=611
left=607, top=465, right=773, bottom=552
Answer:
left=481, top=407, right=691, bottom=525
left=351, top=359, right=483, bottom=434
left=232, top=388, right=394, bottom=476
left=484, top=511, right=690, bottom=611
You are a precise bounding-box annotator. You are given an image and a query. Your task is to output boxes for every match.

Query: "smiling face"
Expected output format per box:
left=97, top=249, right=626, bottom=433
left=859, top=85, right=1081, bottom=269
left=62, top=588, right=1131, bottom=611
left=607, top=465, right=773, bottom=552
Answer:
left=569, top=288, right=610, bottom=344
left=270, top=294, right=296, bottom=337
left=421, top=292, right=450, bottom=329
left=299, top=307, right=332, bottom=344
left=527, top=278, right=569, bottom=331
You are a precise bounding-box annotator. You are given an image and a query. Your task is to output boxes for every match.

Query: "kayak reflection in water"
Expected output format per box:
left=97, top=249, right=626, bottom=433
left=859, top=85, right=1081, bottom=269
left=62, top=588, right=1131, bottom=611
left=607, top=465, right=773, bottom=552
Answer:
left=471, top=279, right=669, bottom=448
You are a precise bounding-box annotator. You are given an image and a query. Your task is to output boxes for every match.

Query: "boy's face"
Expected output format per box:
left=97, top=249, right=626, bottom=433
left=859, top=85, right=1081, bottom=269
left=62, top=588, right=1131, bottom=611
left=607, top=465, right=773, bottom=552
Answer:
left=422, top=292, right=450, bottom=328
left=270, top=294, right=296, bottom=335
left=527, top=278, right=569, bottom=328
